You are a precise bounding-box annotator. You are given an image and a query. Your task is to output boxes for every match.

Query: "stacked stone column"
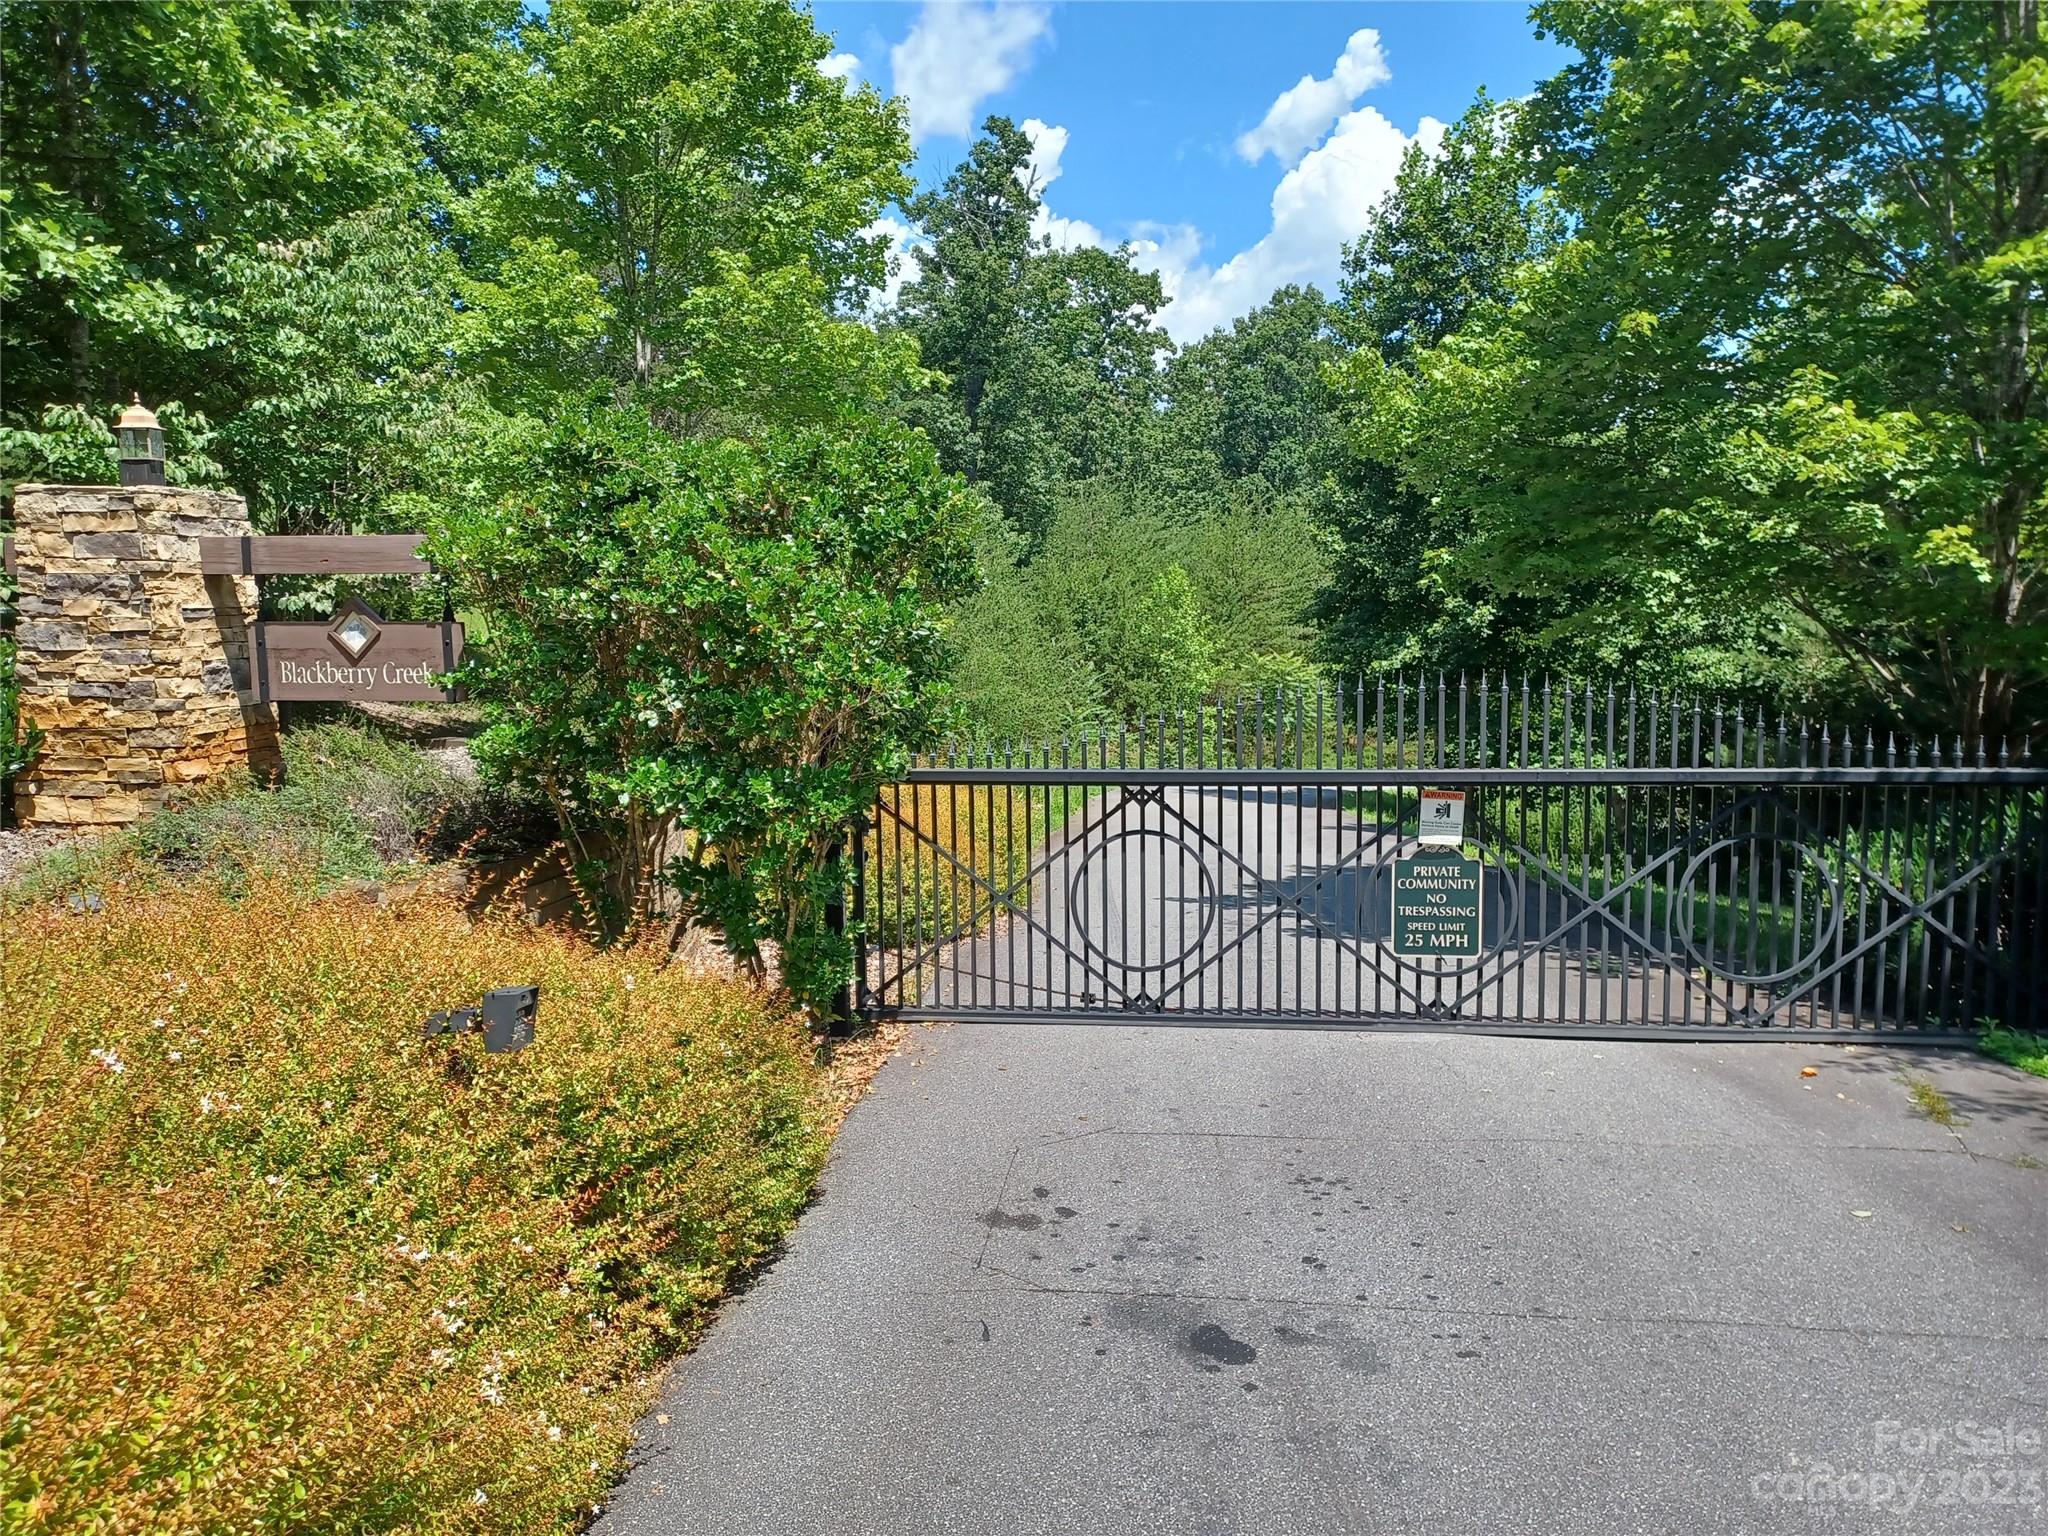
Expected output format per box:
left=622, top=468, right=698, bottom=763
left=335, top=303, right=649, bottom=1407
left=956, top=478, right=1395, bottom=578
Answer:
left=10, top=484, right=279, bottom=827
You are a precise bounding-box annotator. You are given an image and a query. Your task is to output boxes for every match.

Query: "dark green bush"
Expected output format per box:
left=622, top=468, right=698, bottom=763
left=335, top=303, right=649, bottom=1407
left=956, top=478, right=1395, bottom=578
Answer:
left=430, top=402, right=981, bottom=1014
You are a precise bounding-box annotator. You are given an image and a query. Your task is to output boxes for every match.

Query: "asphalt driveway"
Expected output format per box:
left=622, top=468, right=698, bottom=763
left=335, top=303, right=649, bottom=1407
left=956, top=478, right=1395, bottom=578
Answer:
left=595, top=1025, right=2048, bottom=1535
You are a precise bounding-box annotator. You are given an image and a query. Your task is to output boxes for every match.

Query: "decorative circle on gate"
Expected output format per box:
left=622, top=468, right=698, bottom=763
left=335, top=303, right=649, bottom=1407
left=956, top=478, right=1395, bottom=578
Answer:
left=1675, top=835, right=1843, bottom=986
left=1382, top=836, right=1523, bottom=977
left=1067, top=828, right=1221, bottom=973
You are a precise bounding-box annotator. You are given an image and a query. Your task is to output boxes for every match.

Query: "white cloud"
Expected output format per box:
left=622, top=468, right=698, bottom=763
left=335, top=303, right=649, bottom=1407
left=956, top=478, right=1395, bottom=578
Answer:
left=820, top=52, right=861, bottom=83
left=1152, top=107, right=1446, bottom=341
left=1234, top=29, right=1391, bottom=169
left=862, top=216, right=925, bottom=312
left=1019, top=119, right=1106, bottom=251
left=1019, top=118, right=1067, bottom=194
left=891, top=2, right=1051, bottom=144
left=873, top=34, right=1436, bottom=341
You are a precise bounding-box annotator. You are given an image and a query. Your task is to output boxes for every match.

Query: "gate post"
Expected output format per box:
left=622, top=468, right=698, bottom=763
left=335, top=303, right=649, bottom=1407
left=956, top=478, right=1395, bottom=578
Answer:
left=9, top=482, right=280, bottom=826
left=824, top=832, right=851, bottom=1036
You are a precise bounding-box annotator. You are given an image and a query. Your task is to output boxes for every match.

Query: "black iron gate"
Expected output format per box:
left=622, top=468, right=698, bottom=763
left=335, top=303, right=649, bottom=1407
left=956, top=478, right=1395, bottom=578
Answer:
left=854, top=678, right=2048, bottom=1039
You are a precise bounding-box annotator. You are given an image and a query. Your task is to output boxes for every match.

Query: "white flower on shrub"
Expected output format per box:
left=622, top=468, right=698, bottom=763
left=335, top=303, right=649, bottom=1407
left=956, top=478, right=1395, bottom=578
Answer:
left=478, top=1353, right=509, bottom=1406
left=89, top=1047, right=126, bottom=1076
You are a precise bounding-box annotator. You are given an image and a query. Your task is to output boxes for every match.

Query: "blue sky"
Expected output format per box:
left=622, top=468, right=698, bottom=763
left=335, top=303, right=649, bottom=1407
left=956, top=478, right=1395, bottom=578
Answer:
left=809, top=2, right=1569, bottom=339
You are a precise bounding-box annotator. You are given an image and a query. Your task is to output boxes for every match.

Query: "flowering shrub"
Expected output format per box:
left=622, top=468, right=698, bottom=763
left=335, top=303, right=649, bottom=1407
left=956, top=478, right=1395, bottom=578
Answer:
left=426, top=404, right=981, bottom=1016
left=0, top=880, right=827, bottom=1533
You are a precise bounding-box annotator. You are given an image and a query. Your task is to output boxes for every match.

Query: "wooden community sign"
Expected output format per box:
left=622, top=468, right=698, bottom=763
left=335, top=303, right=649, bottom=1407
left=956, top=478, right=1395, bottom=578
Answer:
left=255, top=597, right=462, bottom=703
left=195, top=534, right=462, bottom=704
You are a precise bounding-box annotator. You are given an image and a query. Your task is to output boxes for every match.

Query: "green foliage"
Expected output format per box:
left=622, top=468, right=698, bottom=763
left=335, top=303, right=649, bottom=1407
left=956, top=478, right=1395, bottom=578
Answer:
left=891, top=116, right=1171, bottom=538
left=946, top=482, right=1328, bottom=742
left=0, top=0, right=513, bottom=534
left=1980, top=1024, right=2048, bottom=1079
left=2, top=878, right=827, bottom=1534
left=1344, top=3, right=2048, bottom=737
left=1153, top=284, right=1344, bottom=503
left=430, top=403, right=980, bottom=1013
left=0, top=645, right=38, bottom=819
left=1319, top=93, right=1559, bottom=677
left=453, top=0, right=918, bottom=428
left=12, top=722, right=539, bottom=896
left=0, top=400, right=227, bottom=501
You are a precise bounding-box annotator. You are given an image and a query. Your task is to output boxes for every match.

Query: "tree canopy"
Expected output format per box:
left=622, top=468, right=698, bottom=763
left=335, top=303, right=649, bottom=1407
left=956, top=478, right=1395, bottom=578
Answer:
left=1336, top=0, right=2048, bottom=736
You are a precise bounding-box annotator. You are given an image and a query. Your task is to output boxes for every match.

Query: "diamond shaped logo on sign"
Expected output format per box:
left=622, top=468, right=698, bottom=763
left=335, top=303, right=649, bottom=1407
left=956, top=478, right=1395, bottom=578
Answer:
left=327, top=599, right=383, bottom=661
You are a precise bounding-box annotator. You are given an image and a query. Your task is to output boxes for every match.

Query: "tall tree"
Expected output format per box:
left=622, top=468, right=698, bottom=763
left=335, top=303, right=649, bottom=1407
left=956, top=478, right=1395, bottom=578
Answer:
left=1318, top=93, right=1549, bottom=675
left=1356, top=2, right=2048, bottom=735
left=0, top=0, right=512, bottom=527
left=891, top=116, right=1168, bottom=537
left=452, top=0, right=917, bottom=431
left=1153, top=284, right=1343, bottom=505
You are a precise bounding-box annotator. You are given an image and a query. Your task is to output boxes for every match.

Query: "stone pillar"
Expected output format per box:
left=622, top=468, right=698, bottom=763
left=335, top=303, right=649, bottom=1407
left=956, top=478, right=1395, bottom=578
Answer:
left=10, top=484, right=279, bottom=827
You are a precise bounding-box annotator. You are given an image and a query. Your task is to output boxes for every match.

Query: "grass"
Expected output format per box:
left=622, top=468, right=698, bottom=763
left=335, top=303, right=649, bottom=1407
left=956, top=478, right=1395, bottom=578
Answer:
left=1901, top=1071, right=1962, bottom=1126
left=10, top=720, right=550, bottom=900
left=1980, top=1024, right=2048, bottom=1079
left=1, top=877, right=828, bottom=1534
left=867, top=780, right=1086, bottom=944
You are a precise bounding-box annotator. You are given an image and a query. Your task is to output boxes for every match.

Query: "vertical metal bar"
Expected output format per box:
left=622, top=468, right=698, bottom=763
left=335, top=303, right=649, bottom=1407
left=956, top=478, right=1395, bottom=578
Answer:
left=1458, top=672, right=1470, bottom=769
left=848, top=808, right=866, bottom=1024
left=1960, top=770, right=1986, bottom=1030
left=1060, top=733, right=1074, bottom=1010
left=1599, top=683, right=1617, bottom=1029
left=1257, top=733, right=1268, bottom=1014
left=1514, top=678, right=1528, bottom=1023
left=1236, top=738, right=1246, bottom=1015
left=952, top=773, right=969, bottom=1012
left=2032, top=753, right=2047, bottom=1029
left=1436, top=671, right=1448, bottom=771
left=1578, top=683, right=1594, bottom=1025
left=1884, top=743, right=1908, bottom=1027
left=1935, top=771, right=1960, bottom=1029
left=1314, top=720, right=1326, bottom=1019
left=1000, top=747, right=1015, bottom=1009
left=1294, top=696, right=1305, bottom=1014
left=910, top=781, right=929, bottom=1012
left=1397, top=676, right=1408, bottom=774
left=1847, top=739, right=1879, bottom=1027
left=1671, top=695, right=1686, bottom=1030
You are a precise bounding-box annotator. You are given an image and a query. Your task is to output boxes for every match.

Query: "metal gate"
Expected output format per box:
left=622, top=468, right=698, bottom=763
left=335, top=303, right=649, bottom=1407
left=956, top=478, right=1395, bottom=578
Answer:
left=853, top=677, right=2048, bottom=1039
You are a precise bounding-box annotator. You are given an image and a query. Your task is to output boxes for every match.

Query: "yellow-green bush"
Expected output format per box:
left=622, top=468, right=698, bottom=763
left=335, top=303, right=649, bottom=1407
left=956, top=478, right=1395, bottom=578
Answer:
left=0, top=882, right=828, bottom=1534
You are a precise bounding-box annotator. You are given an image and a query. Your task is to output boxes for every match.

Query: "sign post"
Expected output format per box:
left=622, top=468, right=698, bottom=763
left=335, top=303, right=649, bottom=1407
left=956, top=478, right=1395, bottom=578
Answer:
left=1391, top=847, right=1484, bottom=959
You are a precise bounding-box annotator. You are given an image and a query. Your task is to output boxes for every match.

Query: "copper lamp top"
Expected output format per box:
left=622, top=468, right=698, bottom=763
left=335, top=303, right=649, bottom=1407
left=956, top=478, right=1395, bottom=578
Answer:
left=116, top=394, right=160, bottom=432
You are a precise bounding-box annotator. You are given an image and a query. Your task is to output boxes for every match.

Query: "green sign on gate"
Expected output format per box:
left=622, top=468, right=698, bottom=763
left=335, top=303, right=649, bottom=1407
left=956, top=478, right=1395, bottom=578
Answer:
left=1391, top=848, right=1484, bottom=959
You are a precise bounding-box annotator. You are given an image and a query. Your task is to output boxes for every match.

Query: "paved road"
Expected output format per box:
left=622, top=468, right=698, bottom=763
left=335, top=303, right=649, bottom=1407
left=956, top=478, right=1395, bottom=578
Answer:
left=596, top=1025, right=2048, bottom=1535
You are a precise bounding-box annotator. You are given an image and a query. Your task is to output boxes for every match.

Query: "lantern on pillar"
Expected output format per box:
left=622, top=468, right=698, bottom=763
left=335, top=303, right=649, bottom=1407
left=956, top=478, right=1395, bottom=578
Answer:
left=115, top=395, right=165, bottom=486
